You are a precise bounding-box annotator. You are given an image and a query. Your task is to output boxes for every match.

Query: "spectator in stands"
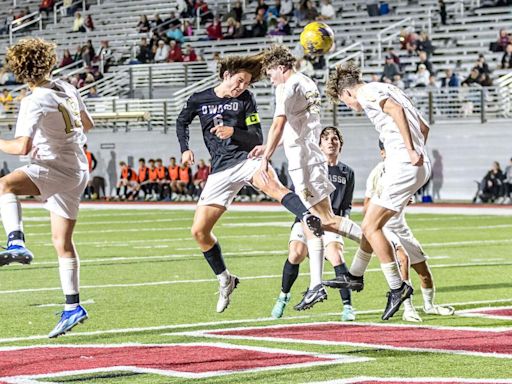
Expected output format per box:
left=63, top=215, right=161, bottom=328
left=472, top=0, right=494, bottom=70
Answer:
left=461, top=67, right=482, bottom=87
left=193, top=159, right=210, bottom=197
left=417, top=31, right=434, bottom=57
left=176, top=0, right=188, bottom=18
left=184, top=0, right=196, bottom=18
left=136, top=37, right=152, bottom=64
left=280, top=0, right=294, bottom=17
left=255, top=0, right=269, bottom=17
left=39, top=0, right=54, bottom=18
left=167, top=23, right=185, bottom=43
left=400, top=27, right=418, bottom=54
left=381, top=55, right=400, bottom=83
left=269, top=16, right=291, bottom=36
left=502, top=43, right=512, bottom=69
left=233, top=21, right=246, bottom=38
left=496, top=29, right=510, bottom=52
left=479, top=72, right=493, bottom=86
left=166, top=11, right=179, bottom=26
left=482, top=161, right=506, bottom=203
left=85, top=39, right=96, bottom=59
left=504, top=157, right=512, bottom=204
left=318, top=0, right=336, bottom=20
left=268, top=0, right=281, bottom=19
left=154, top=40, right=170, bottom=63
left=137, top=15, right=151, bottom=33
left=206, top=16, right=223, bottom=40
left=428, top=75, right=439, bottom=88
left=168, top=40, right=183, bottom=62
left=196, top=0, right=213, bottom=24
left=411, top=64, right=430, bottom=87
left=386, top=47, right=401, bottom=70
left=72, top=44, right=82, bottom=62
left=475, top=54, right=491, bottom=75
left=251, top=12, right=267, bottom=37
left=87, top=86, right=99, bottom=98
left=71, top=11, right=85, bottom=32
left=153, top=13, right=165, bottom=28
left=183, top=44, right=198, bottom=62
left=225, top=17, right=238, bottom=39
left=0, top=89, right=13, bottom=113
left=298, top=0, right=319, bottom=21
left=85, top=14, right=94, bottom=31
left=182, top=20, right=194, bottom=37
left=441, top=68, right=460, bottom=87
left=393, top=74, right=405, bottom=89
left=231, top=0, right=244, bottom=22
left=416, top=51, right=434, bottom=74
left=60, top=49, right=74, bottom=68
left=438, top=0, right=447, bottom=25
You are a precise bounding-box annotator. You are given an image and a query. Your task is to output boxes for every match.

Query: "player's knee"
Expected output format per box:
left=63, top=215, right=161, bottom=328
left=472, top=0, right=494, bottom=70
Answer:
left=51, top=235, right=71, bottom=254
left=288, top=250, right=305, bottom=264
left=190, top=225, right=207, bottom=242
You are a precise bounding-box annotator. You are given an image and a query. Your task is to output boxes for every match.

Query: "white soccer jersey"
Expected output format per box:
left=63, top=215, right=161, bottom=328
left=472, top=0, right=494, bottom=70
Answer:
left=364, top=161, right=385, bottom=199
left=15, top=79, right=88, bottom=171
left=274, top=72, right=325, bottom=171
left=356, top=82, right=429, bottom=163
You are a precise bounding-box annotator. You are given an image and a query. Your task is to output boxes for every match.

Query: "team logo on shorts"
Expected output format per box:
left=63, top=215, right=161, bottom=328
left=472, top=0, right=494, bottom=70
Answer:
left=301, top=188, right=314, bottom=201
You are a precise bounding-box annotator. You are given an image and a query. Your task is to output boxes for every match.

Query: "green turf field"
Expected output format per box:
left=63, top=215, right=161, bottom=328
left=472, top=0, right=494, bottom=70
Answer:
left=0, top=207, right=511, bottom=383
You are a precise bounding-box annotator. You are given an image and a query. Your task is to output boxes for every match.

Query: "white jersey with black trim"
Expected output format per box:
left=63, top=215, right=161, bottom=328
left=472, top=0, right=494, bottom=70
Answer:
left=274, top=72, right=325, bottom=171
left=15, top=79, right=88, bottom=171
left=356, top=82, right=429, bottom=164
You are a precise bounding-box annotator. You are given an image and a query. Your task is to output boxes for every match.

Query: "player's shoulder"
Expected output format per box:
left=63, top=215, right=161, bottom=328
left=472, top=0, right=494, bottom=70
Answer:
left=338, top=161, right=355, bottom=175
left=238, top=89, right=255, bottom=102
left=189, top=88, right=211, bottom=102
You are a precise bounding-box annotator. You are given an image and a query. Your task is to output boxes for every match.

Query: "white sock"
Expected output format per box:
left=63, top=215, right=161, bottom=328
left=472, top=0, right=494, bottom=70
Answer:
left=59, top=257, right=80, bottom=311
left=307, top=237, right=324, bottom=289
left=380, top=262, right=403, bottom=290
left=349, top=248, right=372, bottom=277
left=0, top=193, right=24, bottom=246
left=421, top=286, right=435, bottom=309
left=339, top=218, right=362, bottom=243
left=217, top=270, right=230, bottom=286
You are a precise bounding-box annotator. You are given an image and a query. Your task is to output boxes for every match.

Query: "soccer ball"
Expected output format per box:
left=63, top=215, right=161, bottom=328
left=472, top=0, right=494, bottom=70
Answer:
left=300, top=22, right=334, bottom=55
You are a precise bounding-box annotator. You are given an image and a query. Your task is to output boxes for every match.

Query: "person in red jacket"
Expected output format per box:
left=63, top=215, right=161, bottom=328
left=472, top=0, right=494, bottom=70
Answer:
left=168, top=41, right=183, bottom=62
left=206, top=16, right=223, bottom=40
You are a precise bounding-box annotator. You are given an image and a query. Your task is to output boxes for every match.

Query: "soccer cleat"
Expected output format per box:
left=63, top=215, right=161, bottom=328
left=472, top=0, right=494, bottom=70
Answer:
left=271, top=292, right=291, bottom=319
left=341, top=304, right=356, bottom=321
left=402, top=306, right=423, bottom=322
left=382, top=282, right=414, bottom=321
left=323, top=273, right=364, bottom=292
left=303, top=213, right=324, bottom=237
left=423, top=305, right=455, bottom=316
left=293, top=284, right=327, bottom=311
left=0, top=245, right=34, bottom=267
left=216, top=274, right=239, bottom=313
left=48, top=305, right=88, bottom=338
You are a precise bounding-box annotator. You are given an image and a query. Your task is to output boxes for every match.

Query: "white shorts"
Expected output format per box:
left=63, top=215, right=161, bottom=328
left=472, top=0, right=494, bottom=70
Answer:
left=289, top=221, right=344, bottom=247
left=288, top=162, right=335, bottom=209
left=198, top=158, right=261, bottom=207
left=371, top=161, right=431, bottom=212
left=20, top=163, right=89, bottom=220
left=383, top=227, right=427, bottom=265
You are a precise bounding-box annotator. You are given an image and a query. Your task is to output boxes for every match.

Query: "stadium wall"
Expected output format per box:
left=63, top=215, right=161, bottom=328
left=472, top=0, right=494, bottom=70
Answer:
left=0, top=120, right=510, bottom=201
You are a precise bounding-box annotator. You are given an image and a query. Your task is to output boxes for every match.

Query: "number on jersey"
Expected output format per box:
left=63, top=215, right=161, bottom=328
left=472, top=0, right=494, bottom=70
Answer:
left=58, top=98, right=82, bottom=134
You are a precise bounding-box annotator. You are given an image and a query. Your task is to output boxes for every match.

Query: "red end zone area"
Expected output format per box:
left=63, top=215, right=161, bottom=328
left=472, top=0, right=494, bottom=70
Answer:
left=458, top=306, right=512, bottom=321
left=308, top=378, right=512, bottom=384
left=0, top=342, right=369, bottom=381
left=186, top=322, right=512, bottom=359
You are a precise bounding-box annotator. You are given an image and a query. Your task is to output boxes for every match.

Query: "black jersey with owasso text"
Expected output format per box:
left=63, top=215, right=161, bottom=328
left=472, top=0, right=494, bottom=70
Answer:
left=176, top=88, right=263, bottom=174
left=328, top=162, right=355, bottom=217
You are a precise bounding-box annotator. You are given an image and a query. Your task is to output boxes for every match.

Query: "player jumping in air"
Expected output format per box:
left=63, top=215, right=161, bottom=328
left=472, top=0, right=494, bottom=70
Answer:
left=0, top=38, right=93, bottom=337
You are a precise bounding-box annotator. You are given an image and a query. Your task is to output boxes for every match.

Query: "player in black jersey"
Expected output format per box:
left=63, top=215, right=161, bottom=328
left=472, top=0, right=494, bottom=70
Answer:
left=176, top=54, right=322, bottom=313
left=271, top=126, right=358, bottom=319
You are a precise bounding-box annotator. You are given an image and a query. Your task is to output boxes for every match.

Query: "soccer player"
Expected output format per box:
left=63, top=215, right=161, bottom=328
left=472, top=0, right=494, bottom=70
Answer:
left=365, top=141, right=454, bottom=321
left=176, top=53, right=322, bottom=313
left=271, top=126, right=356, bottom=319
left=323, top=61, right=431, bottom=320
left=0, top=38, right=93, bottom=337
left=253, top=45, right=368, bottom=312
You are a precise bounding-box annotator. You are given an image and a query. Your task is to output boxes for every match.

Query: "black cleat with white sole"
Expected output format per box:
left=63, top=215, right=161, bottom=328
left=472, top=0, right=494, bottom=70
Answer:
left=293, top=284, right=327, bottom=311
left=323, top=273, right=364, bottom=292
left=303, top=213, right=324, bottom=237
left=381, top=281, right=414, bottom=321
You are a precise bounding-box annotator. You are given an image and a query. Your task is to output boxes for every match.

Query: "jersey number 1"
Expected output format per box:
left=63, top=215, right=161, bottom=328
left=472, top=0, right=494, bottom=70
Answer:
left=58, top=98, right=81, bottom=134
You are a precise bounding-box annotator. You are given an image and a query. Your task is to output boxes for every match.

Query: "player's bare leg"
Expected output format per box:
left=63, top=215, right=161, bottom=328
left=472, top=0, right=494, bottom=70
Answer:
left=191, top=205, right=239, bottom=313
left=412, top=261, right=455, bottom=316
left=0, top=170, right=39, bottom=266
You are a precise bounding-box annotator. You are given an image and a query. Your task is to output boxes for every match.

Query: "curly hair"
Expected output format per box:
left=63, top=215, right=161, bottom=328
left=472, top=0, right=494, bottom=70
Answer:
left=325, top=61, right=362, bottom=103
left=320, top=126, right=344, bottom=147
left=5, top=38, right=56, bottom=85
left=218, top=53, right=264, bottom=84
left=261, top=44, right=296, bottom=73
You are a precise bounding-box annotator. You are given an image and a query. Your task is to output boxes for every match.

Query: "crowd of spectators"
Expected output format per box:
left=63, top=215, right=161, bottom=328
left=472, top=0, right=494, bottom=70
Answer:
left=474, top=158, right=512, bottom=204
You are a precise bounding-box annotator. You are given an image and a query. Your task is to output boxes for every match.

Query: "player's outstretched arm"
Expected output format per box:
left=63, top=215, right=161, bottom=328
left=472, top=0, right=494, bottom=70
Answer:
left=176, top=95, right=198, bottom=166
left=0, top=136, right=32, bottom=155
left=382, top=98, right=423, bottom=166
left=262, top=116, right=286, bottom=161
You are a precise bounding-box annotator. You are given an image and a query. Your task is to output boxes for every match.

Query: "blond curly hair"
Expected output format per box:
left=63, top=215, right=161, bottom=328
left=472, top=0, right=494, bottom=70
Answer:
left=5, top=38, right=56, bottom=85
left=218, top=53, right=264, bottom=84
left=325, top=61, right=362, bottom=103
left=261, top=44, right=296, bottom=73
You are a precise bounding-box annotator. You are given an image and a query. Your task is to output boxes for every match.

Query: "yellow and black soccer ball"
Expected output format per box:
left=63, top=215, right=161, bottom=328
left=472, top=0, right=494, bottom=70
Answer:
left=300, top=21, right=334, bottom=55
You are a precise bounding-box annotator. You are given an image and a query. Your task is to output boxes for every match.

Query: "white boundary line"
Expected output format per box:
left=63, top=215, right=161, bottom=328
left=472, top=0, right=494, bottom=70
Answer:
left=0, top=342, right=370, bottom=382
left=177, top=321, right=512, bottom=360
left=1, top=298, right=512, bottom=344
left=307, top=377, right=512, bottom=384
left=457, top=306, right=512, bottom=321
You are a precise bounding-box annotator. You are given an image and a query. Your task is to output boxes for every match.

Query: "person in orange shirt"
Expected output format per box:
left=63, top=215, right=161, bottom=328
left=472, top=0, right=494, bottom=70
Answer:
left=155, top=158, right=169, bottom=201
left=82, top=144, right=97, bottom=199
left=177, top=161, right=193, bottom=201
left=168, top=156, right=180, bottom=200
left=116, top=161, right=138, bottom=200
left=136, top=158, right=149, bottom=200
left=146, top=159, right=159, bottom=201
